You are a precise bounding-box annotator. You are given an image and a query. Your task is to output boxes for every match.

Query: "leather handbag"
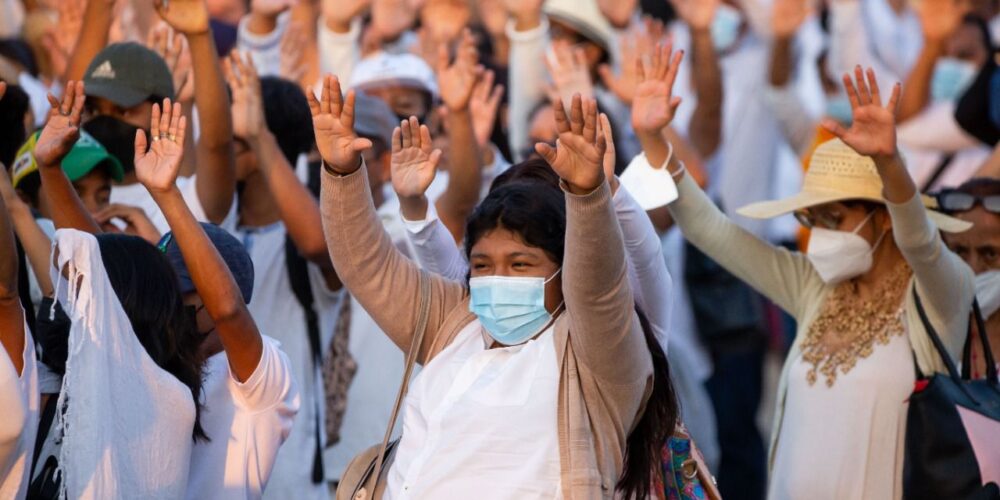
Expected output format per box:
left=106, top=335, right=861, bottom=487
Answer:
left=906, top=291, right=1000, bottom=499
left=336, top=272, right=432, bottom=500
left=657, top=423, right=722, bottom=500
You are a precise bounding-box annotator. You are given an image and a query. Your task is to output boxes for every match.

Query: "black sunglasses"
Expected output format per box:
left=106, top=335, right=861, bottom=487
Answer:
left=936, top=190, right=1000, bottom=214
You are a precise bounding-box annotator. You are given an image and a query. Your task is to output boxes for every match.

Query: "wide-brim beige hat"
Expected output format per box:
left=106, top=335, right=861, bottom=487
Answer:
left=736, top=139, right=971, bottom=233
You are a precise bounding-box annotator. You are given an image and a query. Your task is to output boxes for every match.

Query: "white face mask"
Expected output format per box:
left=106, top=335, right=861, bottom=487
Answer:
left=975, top=270, right=1000, bottom=318
left=807, top=212, right=887, bottom=285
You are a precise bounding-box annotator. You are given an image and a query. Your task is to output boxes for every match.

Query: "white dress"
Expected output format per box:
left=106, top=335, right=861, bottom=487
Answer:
left=769, top=331, right=914, bottom=500
left=386, top=321, right=562, bottom=499
left=0, top=318, right=39, bottom=499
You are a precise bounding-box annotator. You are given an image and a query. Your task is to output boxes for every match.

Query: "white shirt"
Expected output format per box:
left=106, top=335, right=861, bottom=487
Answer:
left=770, top=331, right=914, bottom=499
left=111, top=175, right=236, bottom=235
left=898, top=103, right=993, bottom=191
left=236, top=222, right=338, bottom=500
left=0, top=319, right=39, bottom=500
left=387, top=321, right=562, bottom=499
left=186, top=336, right=301, bottom=500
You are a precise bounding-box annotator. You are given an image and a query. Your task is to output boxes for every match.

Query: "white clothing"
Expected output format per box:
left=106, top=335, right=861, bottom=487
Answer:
left=828, top=0, right=922, bottom=85
left=110, top=175, right=236, bottom=235
left=898, top=103, right=993, bottom=190
left=387, top=321, right=562, bottom=499
left=506, top=17, right=551, bottom=162
left=325, top=201, right=417, bottom=480
left=236, top=222, right=337, bottom=500
left=52, top=229, right=195, bottom=499
left=770, top=331, right=914, bottom=500
left=18, top=73, right=58, bottom=128
left=0, top=318, right=39, bottom=500
left=237, top=12, right=290, bottom=76
left=186, top=336, right=301, bottom=500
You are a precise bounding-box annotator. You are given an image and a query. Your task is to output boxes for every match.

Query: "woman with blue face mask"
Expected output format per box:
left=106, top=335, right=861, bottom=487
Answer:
left=312, top=72, right=677, bottom=498
left=666, top=67, right=975, bottom=499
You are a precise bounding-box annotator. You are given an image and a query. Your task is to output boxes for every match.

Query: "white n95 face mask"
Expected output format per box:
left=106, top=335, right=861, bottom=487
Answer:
left=975, top=270, right=1000, bottom=318
left=807, top=212, right=886, bottom=285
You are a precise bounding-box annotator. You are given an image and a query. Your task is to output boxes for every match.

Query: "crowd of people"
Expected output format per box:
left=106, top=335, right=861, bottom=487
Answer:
left=0, top=0, right=998, bottom=498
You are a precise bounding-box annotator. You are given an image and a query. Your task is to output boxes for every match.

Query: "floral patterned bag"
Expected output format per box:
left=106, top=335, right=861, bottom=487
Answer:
left=655, top=423, right=722, bottom=500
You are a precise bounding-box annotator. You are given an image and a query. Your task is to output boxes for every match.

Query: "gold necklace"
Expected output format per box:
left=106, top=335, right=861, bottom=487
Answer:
left=800, top=263, right=912, bottom=387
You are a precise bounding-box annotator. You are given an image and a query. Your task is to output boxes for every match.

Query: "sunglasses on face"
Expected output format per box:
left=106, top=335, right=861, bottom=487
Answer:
left=794, top=209, right=844, bottom=230
left=936, top=191, right=1000, bottom=214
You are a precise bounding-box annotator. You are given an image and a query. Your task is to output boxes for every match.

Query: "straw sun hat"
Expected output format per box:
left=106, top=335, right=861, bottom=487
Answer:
left=736, top=139, right=972, bottom=233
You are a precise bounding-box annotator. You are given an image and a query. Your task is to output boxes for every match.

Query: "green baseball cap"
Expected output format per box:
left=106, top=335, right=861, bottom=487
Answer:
left=11, top=130, right=126, bottom=189
left=83, top=42, right=175, bottom=108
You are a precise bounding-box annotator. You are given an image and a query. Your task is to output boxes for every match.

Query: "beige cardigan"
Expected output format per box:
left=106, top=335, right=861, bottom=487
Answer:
left=668, top=174, right=975, bottom=470
left=320, top=164, right=653, bottom=499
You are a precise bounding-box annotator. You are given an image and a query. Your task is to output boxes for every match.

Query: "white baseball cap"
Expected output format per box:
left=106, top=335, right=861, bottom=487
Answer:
left=349, top=52, right=439, bottom=98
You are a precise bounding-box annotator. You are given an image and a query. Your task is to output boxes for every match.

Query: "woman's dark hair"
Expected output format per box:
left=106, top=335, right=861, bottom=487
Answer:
left=0, top=82, right=29, bottom=167
left=617, top=306, right=679, bottom=499
left=465, top=180, right=566, bottom=265
left=489, top=157, right=561, bottom=192
left=961, top=14, right=994, bottom=52
left=96, top=234, right=208, bottom=441
left=260, top=76, right=316, bottom=165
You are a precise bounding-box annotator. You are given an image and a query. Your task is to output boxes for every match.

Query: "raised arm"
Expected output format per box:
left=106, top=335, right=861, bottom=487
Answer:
left=312, top=75, right=468, bottom=362
left=0, top=81, right=25, bottom=373
left=670, top=0, right=723, bottom=158
left=765, top=0, right=816, bottom=157
left=537, top=94, right=648, bottom=382
left=504, top=0, right=547, bottom=161
left=33, top=81, right=103, bottom=234
left=64, top=0, right=115, bottom=82
left=135, top=98, right=263, bottom=382
left=156, top=0, right=237, bottom=224
left=897, top=0, right=969, bottom=123
left=0, top=162, right=53, bottom=298
left=823, top=67, right=974, bottom=335
left=433, top=30, right=484, bottom=242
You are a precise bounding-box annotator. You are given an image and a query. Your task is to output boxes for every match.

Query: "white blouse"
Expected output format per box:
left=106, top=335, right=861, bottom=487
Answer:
left=769, top=330, right=914, bottom=500
left=386, top=321, right=562, bottom=499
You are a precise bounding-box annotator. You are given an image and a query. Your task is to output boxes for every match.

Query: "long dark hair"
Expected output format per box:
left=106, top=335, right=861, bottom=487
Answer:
left=618, top=307, right=678, bottom=499
left=464, top=170, right=679, bottom=496
left=96, top=234, right=208, bottom=441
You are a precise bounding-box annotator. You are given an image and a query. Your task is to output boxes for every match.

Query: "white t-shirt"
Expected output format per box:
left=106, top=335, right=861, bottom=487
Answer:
left=235, top=222, right=338, bottom=500
left=186, top=336, right=300, bottom=500
left=111, top=176, right=237, bottom=235
left=0, top=319, right=39, bottom=500
left=387, top=321, right=562, bottom=499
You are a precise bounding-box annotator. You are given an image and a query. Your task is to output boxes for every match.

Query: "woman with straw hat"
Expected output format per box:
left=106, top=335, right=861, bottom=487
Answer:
left=664, top=66, right=975, bottom=498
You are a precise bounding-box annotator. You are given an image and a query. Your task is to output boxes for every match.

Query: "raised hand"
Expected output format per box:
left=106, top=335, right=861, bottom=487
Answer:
left=280, top=21, right=310, bottom=85
left=154, top=0, right=211, bottom=35
left=599, top=17, right=666, bottom=105
left=503, top=0, right=544, bottom=29
left=135, top=99, right=189, bottom=194
left=631, top=42, right=684, bottom=135
left=545, top=42, right=595, bottom=104
left=597, top=0, right=638, bottom=29
left=94, top=203, right=162, bottom=243
left=253, top=0, right=299, bottom=17
left=307, top=75, right=374, bottom=174
left=469, top=69, right=505, bottom=148
left=668, top=0, right=720, bottom=31
left=371, top=0, right=417, bottom=43
left=437, top=29, right=483, bottom=112
left=224, top=50, right=265, bottom=141
left=536, top=94, right=607, bottom=195
left=822, top=67, right=901, bottom=161
left=148, top=22, right=194, bottom=104
left=919, top=0, right=971, bottom=41
left=772, top=0, right=810, bottom=39
left=35, top=81, right=87, bottom=167
left=598, top=112, right=617, bottom=184
left=391, top=116, right=443, bottom=198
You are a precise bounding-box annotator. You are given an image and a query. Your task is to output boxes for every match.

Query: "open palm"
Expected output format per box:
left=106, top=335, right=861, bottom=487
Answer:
left=154, top=0, right=210, bottom=35
left=391, top=117, right=442, bottom=198
left=308, top=75, right=373, bottom=174
left=135, top=99, right=188, bottom=194
left=437, top=29, right=481, bottom=112
left=823, top=67, right=900, bottom=159
left=631, top=43, right=683, bottom=135
left=536, top=95, right=607, bottom=193
left=35, top=81, right=86, bottom=167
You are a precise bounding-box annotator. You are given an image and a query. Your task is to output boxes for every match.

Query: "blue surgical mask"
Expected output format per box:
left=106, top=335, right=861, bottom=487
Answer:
left=825, top=94, right=854, bottom=126
left=711, top=4, right=743, bottom=53
left=931, top=58, right=978, bottom=102
left=469, top=269, right=561, bottom=346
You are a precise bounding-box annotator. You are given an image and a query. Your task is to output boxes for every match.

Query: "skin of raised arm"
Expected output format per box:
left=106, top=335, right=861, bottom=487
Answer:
left=0, top=188, right=25, bottom=375
left=139, top=98, right=263, bottom=382
left=64, top=0, right=115, bottom=82
left=684, top=4, right=723, bottom=158
left=0, top=174, right=54, bottom=297
left=35, top=81, right=103, bottom=234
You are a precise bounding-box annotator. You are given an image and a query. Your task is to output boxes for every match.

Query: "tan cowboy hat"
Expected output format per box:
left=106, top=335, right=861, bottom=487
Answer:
left=736, top=139, right=972, bottom=233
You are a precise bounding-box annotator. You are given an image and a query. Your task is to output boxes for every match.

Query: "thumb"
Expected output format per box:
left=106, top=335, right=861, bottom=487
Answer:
left=535, top=141, right=558, bottom=166
left=821, top=118, right=848, bottom=139
left=351, top=137, right=374, bottom=153
left=134, top=129, right=148, bottom=166
left=428, top=149, right=444, bottom=170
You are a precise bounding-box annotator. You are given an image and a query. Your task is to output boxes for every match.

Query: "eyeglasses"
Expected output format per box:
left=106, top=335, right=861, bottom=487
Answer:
left=936, top=190, right=1000, bottom=215
left=794, top=209, right=844, bottom=230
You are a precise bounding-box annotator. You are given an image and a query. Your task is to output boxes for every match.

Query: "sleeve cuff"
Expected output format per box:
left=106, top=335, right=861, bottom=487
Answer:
left=506, top=16, right=549, bottom=42
left=237, top=12, right=288, bottom=50
left=618, top=153, right=680, bottom=211
left=401, top=201, right=440, bottom=234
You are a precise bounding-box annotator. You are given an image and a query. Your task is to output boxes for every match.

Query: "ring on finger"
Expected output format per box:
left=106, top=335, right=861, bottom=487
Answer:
left=168, top=134, right=177, bottom=142
left=152, top=135, right=160, bottom=142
